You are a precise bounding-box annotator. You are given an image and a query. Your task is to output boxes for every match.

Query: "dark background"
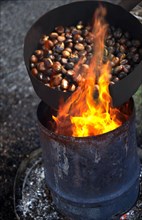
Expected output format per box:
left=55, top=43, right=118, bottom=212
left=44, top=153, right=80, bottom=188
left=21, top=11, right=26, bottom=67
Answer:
left=0, top=1, right=142, bottom=219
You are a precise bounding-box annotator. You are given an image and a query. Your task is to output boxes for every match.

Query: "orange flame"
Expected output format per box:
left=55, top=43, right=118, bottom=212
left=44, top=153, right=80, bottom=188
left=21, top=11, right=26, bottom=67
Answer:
left=53, top=6, right=127, bottom=137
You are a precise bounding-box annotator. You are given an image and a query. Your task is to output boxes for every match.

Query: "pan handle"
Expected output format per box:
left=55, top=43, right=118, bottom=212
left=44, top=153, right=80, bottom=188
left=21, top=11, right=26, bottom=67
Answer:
left=118, top=0, right=141, bottom=11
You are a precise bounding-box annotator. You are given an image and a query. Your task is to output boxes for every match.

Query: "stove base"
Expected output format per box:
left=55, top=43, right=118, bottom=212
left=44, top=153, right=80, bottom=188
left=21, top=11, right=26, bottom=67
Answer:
left=52, top=178, right=139, bottom=220
left=14, top=148, right=142, bottom=220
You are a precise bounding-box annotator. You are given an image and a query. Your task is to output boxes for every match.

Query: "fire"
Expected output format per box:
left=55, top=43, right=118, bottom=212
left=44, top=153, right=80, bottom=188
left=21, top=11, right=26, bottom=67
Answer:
left=53, top=6, right=127, bottom=137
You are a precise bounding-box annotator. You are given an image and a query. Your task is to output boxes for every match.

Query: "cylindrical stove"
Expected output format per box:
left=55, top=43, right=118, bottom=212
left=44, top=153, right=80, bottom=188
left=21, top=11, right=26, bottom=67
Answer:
left=22, top=1, right=142, bottom=219
left=37, top=98, right=140, bottom=220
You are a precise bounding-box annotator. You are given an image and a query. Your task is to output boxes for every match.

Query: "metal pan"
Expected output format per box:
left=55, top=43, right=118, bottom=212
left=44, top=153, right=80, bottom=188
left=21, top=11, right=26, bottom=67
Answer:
left=24, top=1, right=142, bottom=109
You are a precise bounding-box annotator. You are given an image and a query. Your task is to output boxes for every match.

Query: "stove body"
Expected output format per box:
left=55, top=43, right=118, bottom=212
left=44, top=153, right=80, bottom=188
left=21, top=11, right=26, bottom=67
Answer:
left=37, top=99, right=140, bottom=220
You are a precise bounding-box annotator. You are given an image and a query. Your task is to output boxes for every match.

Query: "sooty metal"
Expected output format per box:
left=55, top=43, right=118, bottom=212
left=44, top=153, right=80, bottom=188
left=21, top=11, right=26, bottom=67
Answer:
left=37, top=98, right=140, bottom=220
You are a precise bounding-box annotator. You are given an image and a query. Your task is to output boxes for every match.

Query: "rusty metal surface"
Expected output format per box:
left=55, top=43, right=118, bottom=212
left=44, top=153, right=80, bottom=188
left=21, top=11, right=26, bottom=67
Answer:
left=37, top=98, right=140, bottom=220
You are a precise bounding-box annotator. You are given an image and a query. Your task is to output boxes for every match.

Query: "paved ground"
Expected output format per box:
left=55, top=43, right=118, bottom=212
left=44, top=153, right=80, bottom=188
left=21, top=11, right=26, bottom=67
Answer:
left=0, top=1, right=142, bottom=220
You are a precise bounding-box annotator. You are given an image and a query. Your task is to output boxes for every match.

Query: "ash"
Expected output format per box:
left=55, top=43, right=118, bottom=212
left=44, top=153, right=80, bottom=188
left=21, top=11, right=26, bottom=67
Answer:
left=17, top=160, right=142, bottom=220
left=18, top=159, right=66, bottom=220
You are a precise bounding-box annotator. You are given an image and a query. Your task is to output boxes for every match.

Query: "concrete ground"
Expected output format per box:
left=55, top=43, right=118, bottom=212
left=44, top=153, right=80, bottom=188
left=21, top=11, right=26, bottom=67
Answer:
left=0, top=1, right=142, bottom=219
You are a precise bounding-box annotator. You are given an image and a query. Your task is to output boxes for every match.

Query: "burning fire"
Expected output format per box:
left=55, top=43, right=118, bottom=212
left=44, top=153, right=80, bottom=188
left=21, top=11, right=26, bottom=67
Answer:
left=53, top=6, right=128, bottom=137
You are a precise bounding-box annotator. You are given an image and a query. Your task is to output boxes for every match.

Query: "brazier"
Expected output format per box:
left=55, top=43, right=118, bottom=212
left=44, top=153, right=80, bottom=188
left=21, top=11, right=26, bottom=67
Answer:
left=37, top=98, right=140, bottom=220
